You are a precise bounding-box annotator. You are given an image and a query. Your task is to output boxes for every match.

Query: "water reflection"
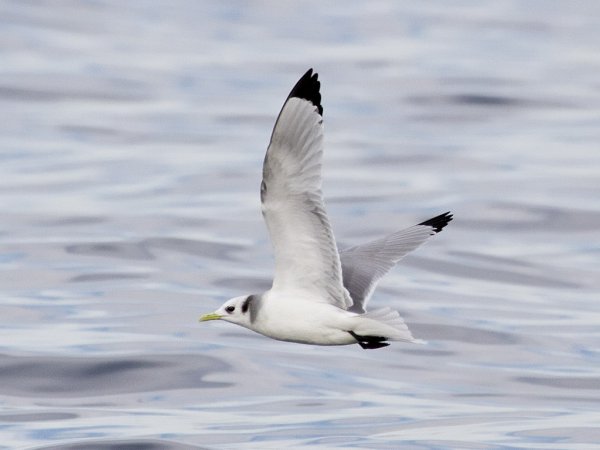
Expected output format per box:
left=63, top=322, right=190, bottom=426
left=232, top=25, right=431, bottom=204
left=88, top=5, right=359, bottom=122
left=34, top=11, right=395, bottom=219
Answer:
left=0, top=354, right=230, bottom=398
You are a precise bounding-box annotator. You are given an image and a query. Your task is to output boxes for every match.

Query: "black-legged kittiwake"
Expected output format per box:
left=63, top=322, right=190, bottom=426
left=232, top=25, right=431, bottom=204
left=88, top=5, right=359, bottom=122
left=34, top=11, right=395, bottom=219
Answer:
left=200, top=69, right=452, bottom=349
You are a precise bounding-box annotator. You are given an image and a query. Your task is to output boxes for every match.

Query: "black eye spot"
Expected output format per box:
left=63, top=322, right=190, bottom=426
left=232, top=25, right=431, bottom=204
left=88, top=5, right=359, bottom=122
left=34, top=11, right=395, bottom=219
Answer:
left=225, top=306, right=235, bottom=313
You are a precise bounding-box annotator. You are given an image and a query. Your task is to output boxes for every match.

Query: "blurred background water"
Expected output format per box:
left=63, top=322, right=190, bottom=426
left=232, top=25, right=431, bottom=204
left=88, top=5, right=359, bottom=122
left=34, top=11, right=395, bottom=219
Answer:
left=1, top=1, right=600, bottom=449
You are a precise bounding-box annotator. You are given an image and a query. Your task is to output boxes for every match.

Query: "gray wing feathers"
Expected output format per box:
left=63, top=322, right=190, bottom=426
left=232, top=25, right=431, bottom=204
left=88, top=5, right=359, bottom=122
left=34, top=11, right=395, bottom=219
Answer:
left=262, top=97, right=351, bottom=309
left=261, top=70, right=452, bottom=313
left=341, top=220, right=447, bottom=313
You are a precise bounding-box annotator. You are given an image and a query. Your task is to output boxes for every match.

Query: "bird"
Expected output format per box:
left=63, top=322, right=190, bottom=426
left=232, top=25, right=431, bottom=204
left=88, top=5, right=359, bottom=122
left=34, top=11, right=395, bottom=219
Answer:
left=200, top=69, right=452, bottom=349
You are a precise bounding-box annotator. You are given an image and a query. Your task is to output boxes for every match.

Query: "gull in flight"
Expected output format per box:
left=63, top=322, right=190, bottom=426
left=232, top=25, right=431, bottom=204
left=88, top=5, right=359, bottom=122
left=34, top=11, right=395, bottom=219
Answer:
left=200, top=69, right=452, bottom=349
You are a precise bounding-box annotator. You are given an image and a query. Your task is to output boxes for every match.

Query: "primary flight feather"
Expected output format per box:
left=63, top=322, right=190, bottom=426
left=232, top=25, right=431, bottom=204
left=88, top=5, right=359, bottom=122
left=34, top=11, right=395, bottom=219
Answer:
left=200, top=69, right=452, bottom=349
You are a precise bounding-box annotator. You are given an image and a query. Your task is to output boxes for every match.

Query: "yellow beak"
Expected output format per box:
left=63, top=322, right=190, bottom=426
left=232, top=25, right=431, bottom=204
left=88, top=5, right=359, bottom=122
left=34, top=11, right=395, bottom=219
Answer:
left=199, top=312, right=222, bottom=322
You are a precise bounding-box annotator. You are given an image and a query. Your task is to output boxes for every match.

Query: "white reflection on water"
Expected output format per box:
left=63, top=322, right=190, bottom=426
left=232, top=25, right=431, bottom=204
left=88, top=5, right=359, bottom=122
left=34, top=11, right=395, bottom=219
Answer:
left=1, top=1, right=600, bottom=449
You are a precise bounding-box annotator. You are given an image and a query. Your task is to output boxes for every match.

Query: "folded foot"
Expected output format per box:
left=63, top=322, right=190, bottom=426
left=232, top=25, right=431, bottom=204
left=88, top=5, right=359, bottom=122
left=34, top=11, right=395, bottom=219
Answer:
left=348, top=331, right=390, bottom=350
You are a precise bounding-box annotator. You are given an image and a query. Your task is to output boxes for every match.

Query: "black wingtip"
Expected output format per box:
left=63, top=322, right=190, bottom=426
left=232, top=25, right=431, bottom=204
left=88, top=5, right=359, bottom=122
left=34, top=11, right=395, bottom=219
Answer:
left=287, top=68, right=323, bottom=116
left=419, top=211, right=453, bottom=233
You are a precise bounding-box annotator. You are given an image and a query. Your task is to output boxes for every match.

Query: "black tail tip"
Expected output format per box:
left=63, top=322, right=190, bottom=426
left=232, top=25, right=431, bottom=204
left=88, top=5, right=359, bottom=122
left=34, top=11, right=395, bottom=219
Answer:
left=419, top=211, right=453, bottom=233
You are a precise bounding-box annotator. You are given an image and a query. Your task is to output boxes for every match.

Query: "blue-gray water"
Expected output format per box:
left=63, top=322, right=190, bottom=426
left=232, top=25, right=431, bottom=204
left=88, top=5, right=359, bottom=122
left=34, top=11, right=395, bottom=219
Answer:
left=2, top=1, right=600, bottom=449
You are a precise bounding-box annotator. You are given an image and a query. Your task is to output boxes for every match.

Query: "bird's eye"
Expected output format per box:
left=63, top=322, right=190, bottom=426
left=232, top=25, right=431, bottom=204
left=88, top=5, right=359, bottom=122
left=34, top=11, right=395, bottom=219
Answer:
left=225, top=306, right=235, bottom=313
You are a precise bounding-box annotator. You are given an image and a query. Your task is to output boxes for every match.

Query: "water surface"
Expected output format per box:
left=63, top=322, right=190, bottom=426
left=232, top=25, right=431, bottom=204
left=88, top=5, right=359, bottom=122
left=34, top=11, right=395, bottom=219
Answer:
left=1, top=1, right=600, bottom=448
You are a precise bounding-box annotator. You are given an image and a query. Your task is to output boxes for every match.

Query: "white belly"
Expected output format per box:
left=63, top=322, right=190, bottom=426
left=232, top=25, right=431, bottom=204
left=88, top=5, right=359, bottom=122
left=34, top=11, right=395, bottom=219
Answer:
left=252, top=293, right=357, bottom=346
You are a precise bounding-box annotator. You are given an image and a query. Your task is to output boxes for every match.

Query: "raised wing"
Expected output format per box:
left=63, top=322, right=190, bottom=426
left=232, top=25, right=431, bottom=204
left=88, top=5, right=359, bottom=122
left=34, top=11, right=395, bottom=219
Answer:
left=261, top=69, right=351, bottom=309
left=341, top=212, right=452, bottom=313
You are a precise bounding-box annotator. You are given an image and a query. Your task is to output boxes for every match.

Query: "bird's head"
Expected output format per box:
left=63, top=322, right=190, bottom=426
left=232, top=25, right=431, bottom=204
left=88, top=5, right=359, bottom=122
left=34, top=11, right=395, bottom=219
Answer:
left=199, top=294, right=256, bottom=327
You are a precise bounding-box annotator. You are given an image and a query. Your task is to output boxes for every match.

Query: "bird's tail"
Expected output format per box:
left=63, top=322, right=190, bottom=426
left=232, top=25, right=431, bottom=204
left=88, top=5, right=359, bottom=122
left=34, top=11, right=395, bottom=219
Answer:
left=354, top=307, right=425, bottom=344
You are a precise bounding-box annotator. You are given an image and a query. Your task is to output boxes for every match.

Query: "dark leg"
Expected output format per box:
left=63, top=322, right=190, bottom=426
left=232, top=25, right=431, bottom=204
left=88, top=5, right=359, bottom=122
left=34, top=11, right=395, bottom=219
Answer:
left=348, top=331, right=390, bottom=350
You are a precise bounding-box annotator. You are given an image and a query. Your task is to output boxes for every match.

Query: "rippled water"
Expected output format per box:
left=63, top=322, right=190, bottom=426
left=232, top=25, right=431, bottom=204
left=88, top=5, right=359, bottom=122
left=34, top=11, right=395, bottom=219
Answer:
left=2, top=1, right=600, bottom=449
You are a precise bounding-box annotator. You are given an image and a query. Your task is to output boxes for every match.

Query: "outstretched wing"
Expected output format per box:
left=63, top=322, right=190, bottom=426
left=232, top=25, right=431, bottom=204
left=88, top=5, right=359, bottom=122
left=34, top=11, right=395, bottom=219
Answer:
left=341, top=212, right=453, bottom=313
left=261, top=69, right=351, bottom=309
